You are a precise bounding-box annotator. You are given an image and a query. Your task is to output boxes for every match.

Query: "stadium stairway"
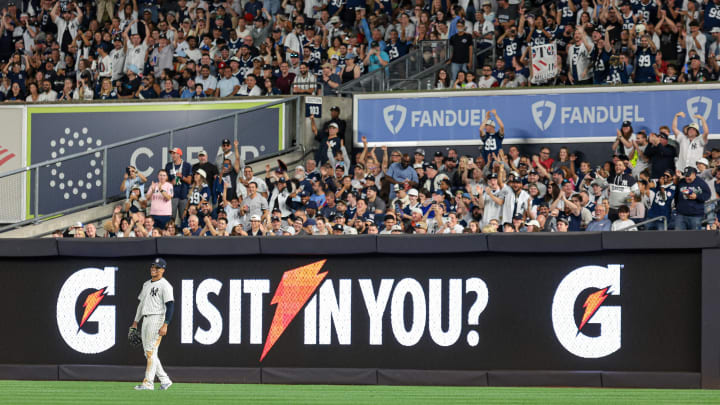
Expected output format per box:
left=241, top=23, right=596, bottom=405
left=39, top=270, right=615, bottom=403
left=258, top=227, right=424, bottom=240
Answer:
left=0, top=146, right=309, bottom=238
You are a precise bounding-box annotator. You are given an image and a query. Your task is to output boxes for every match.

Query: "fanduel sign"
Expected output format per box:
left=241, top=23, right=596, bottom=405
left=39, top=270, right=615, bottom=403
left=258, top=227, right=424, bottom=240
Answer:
left=355, top=86, right=720, bottom=146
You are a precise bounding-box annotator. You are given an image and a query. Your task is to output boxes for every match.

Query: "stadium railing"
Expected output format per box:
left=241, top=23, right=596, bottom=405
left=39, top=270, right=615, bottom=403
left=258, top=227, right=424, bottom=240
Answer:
left=337, top=40, right=449, bottom=94
left=0, top=96, right=304, bottom=233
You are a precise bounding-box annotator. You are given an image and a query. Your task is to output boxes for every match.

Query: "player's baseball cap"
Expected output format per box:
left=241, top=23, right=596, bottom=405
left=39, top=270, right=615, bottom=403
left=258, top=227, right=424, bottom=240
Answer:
left=151, top=257, right=167, bottom=269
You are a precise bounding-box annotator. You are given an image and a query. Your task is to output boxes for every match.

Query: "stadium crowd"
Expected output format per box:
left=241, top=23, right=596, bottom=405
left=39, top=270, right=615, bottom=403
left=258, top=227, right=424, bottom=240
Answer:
left=1, top=0, right=720, bottom=102
left=51, top=106, right=719, bottom=238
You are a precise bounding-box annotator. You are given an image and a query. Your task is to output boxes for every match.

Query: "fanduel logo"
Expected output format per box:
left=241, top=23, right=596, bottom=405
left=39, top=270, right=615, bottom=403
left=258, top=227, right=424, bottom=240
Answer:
left=531, top=100, right=556, bottom=131
left=686, top=97, right=712, bottom=123
left=383, top=105, right=407, bottom=135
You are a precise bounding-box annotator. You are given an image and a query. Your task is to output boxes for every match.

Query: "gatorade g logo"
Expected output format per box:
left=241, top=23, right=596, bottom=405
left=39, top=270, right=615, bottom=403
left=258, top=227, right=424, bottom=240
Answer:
left=383, top=104, right=407, bottom=135
left=56, top=266, right=117, bottom=354
left=551, top=265, right=621, bottom=359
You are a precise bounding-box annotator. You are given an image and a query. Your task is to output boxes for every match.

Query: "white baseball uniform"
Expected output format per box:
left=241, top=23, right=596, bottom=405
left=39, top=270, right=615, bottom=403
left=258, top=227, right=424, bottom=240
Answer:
left=134, top=277, right=174, bottom=388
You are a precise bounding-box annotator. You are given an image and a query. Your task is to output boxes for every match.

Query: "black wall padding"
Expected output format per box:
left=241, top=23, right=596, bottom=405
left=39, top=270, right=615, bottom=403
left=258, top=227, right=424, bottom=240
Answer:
left=59, top=365, right=145, bottom=382
left=261, top=367, right=377, bottom=385
left=57, top=238, right=156, bottom=257
left=377, top=369, right=488, bottom=386
left=0, top=239, right=58, bottom=257
left=487, top=370, right=603, bottom=387
left=487, top=232, right=603, bottom=253
left=156, top=236, right=261, bottom=255
left=601, top=372, right=701, bottom=388
left=377, top=234, right=487, bottom=254
left=0, top=364, right=58, bottom=380
left=165, top=367, right=261, bottom=384
left=701, top=249, right=720, bottom=389
left=602, top=230, right=719, bottom=250
left=260, top=235, right=377, bottom=255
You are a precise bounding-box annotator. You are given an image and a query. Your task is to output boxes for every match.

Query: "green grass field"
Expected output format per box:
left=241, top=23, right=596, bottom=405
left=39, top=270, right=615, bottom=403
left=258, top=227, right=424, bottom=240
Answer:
left=1, top=380, right=719, bottom=404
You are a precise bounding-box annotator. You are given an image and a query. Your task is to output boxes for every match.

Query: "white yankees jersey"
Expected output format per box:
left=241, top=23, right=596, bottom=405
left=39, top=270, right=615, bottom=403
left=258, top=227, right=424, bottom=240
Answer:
left=110, top=49, right=126, bottom=81
left=137, top=278, right=174, bottom=317
left=125, top=42, right=148, bottom=74
left=677, top=135, right=705, bottom=172
left=567, top=42, right=593, bottom=81
left=98, top=54, right=113, bottom=78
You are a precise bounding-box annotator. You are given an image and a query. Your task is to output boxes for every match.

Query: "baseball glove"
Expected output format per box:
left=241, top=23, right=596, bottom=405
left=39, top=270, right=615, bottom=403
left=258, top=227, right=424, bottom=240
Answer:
left=128, top=327, right=142, bottom=348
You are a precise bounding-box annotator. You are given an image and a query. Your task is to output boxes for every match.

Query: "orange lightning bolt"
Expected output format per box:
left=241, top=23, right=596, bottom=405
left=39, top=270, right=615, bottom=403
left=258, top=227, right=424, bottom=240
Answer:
left=260, top=260, right=328, bottom=362
left=79, top=288, right=107, bottom=329
left=578, top=287, right=609, bottom=332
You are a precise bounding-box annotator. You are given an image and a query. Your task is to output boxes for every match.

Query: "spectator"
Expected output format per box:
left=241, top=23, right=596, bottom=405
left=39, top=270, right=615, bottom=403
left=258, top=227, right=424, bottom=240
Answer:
left=586, top=203, right=612, bottom=231
left=340, top=53, right=361, bottom=83
left=147, top=169, right=173, bottom=228
left=292, top=62, right=317, bottom=94
left=448, top=20, right=473, bottom=80
left=121, top=164, right=147, bottom=199
left=363, top=41, right=389, bottom=73
left=675, top=167, right=711, bottom=230
left=215, top=65, right=240, bottom=97
left=165, top=148, right=192, bottom=226
left=608, top=160, right=639, bottom=221
left=479, top=109, right=504, bottom=163
left=644, top=132, right=677, bottom=178
left=673, top=111, right=709, bottom=171
left=435, top=68, right=450, bottom=89
left=611, top=205, right=637, bottom=231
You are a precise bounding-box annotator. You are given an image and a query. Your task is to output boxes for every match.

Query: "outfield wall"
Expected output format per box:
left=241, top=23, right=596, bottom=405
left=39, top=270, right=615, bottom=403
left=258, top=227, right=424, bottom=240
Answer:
left=0, top=233, right=719, bottom=388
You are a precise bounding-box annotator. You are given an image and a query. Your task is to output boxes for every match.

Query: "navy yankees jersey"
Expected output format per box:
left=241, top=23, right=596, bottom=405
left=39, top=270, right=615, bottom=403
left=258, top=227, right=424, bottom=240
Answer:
left=385, top=41, right=409, bottom=61
left=557, top=0, right=579, bottom=26
left=501, top=37, right=521, bottom=66
left=482, top=131, right=504, bottom=160
left=606, top=64, right=629, bottom=84
left=188, top=185, right=210, bottom=205
left=634, top=47, right=656, bottom=83
left=309, top=45, right=327, bottom=66
left=237, top=57, right=254, bottom=82
left=492, top=68, right=506, bottom=82
left=592, top=47, right=611, bottom=83
left=621, top=12, right=635, bottom=31
left=648, top=184, right=675, bottom=219
left=528, top=28, right=552, bottom=46
left=704, top=3, right=720, bottom=31
left=327, top=0, right=346, bottom=16
left=633, top=1, right=658, bottom=24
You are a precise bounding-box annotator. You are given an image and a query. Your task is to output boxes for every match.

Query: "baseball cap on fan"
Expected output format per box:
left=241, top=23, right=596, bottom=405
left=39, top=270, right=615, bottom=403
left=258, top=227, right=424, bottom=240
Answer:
left=170, top=147, right=183, bottom=156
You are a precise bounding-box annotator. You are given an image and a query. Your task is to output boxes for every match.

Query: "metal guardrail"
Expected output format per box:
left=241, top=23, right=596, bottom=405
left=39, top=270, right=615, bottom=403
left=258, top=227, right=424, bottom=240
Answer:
left=337, top=40, right=449, bottom=94
left=616, top=216, right=668, bottom=231
left=0, top=97, right=302, bottom=233
left=390, top=36, right=497, bottom=92
left=28, top=145, right=313, bottom=239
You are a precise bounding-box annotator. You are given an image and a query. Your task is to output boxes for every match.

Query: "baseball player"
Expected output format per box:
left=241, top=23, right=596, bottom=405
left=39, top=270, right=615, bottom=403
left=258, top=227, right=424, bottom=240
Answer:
left=131, top=257, right=174, bottom=390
